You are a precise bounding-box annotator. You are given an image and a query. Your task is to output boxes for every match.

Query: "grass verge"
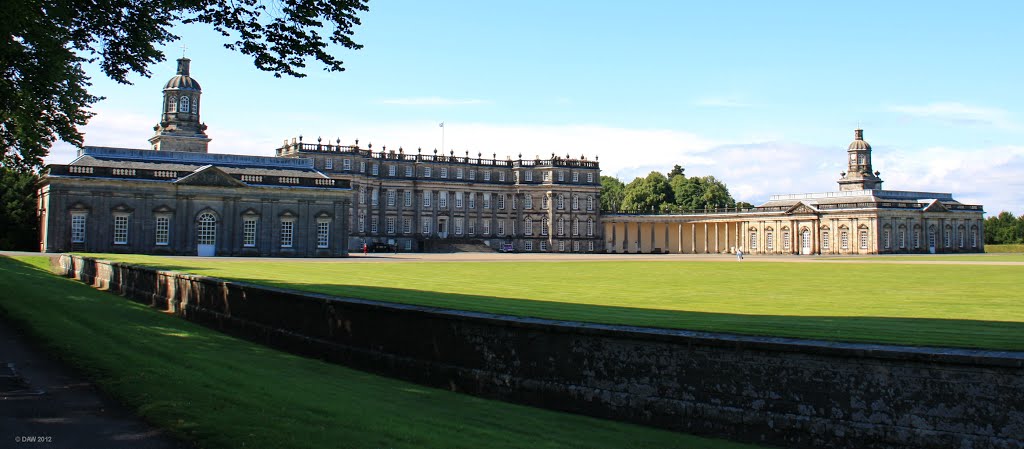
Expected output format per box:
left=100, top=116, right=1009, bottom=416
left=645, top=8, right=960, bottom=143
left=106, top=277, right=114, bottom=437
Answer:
left=0, top=255, right=762, bottom=449
left=985, top=244, right=1024, bottom=253
left=85, top=253, right=1024, bottom=351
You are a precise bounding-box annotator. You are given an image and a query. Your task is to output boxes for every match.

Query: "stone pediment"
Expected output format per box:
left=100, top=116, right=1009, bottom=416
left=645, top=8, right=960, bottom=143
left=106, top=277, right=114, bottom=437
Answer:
left=174, top=165, right=246, bottom=188
left=785, top=202, right=818, bottom=215
left=923, top=200, right=949, bottom=212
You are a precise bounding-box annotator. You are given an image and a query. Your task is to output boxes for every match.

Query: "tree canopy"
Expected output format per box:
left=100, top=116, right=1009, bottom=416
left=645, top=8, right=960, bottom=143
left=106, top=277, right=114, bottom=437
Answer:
left=0, top=167, right=38, bottom=250
left=621, top=171, right=672, bottom=212
left=984, top=211, right=1024, bottom=244
left=1, top=0, right=369, bottom=169
left=599, top=176, right=625, bottom=212
left=607, top=166, right=744, bottom=213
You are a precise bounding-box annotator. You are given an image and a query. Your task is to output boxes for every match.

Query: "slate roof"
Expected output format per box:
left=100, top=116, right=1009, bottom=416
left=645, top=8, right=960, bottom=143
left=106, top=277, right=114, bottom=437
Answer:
left=69, top=147, right=329, bottom=179
left=71, top=155, right=327, bottom=178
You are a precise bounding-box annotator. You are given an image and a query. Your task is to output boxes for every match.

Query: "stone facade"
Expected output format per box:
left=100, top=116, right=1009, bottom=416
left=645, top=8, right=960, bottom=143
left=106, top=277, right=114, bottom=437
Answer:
left=275, top=141, right=603, bottom=253
left=37, top=148, right=352, bottom=257
left=37, top=57, right=604, bottom=255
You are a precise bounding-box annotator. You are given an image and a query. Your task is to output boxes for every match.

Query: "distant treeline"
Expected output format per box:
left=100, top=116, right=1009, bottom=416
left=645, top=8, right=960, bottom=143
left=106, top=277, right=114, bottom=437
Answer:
left=985, top=211, right=1024, bottom=244
left=600, top=165, right=753, bottom=213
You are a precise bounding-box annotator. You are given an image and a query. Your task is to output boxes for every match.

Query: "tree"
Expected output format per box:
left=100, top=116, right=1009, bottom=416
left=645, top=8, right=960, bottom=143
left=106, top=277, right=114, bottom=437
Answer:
left=599, top=176, right=625, bottom=212
left=697, top=176, right=736, bottom=210
left=2, top=0, right=369, bottom=169
left=621, top=171, right=672, bottom=212
left=666, top=164, right=685, bottom=178
left=672, top=175, right=736, bottom=211
left=0, top=167, right=38, bottom=250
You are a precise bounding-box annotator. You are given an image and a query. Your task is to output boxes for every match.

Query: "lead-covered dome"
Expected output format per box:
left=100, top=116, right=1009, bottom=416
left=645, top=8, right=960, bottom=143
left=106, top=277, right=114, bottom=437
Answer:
left=163, top=58, right=201, bottom=91
left=848, top=128, right=871, bottom=150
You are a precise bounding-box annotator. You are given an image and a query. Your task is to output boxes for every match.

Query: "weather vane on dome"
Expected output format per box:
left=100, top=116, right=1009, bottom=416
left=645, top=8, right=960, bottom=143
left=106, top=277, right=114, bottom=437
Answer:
left=180, top=43, right=188, bottom=58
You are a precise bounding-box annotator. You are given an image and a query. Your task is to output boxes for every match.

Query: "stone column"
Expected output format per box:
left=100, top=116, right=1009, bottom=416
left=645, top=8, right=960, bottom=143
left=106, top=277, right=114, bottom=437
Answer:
left=725, top=222, right=730, bottom=252
left=677, top=222, right=683, bottom=253
left=691, top=223, right=696, bottom=254
left=609, top=221, right=616, bottom=252
left=650, top=221, right=656, bottom=253
left=703, top=222, right=709, bottom=254
left=714, top=222, right=720, bottom=253
left=621, top=221, right=628, bottom=253
left=663, top=222, right=670, bottom=254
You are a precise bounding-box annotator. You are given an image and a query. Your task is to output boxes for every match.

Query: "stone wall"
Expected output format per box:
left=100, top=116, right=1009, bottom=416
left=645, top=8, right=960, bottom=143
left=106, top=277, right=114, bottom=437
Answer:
left=54, top=255, right=1024, bottom=449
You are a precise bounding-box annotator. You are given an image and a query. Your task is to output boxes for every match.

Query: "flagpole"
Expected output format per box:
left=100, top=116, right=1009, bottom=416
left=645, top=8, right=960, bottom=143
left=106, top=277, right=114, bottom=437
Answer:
left=440, top=121, right=445, bottom=154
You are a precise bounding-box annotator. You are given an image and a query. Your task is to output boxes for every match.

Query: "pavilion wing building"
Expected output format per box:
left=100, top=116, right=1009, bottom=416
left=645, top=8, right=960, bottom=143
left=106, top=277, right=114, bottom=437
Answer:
left=602, top=129, right=985, bottom=255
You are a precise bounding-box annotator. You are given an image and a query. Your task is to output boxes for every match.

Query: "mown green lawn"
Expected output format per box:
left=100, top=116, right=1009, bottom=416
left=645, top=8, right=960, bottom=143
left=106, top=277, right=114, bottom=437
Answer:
left=984, top=244, right=1024, bottom=253
left=86, top=253, right=1024, bottom=351
left=831, top=252, right=1024, bottom=262
left=0, top=256, right=761, bottom=449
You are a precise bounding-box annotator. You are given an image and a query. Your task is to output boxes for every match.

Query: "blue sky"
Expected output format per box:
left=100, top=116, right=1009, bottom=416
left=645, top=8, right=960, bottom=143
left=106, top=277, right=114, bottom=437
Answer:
left=49, top=1, right=1024, bottom=215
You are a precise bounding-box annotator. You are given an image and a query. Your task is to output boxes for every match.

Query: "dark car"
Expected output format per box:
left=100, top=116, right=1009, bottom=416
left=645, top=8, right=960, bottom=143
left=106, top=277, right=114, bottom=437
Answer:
left=369, top=242, right=394, bottom=253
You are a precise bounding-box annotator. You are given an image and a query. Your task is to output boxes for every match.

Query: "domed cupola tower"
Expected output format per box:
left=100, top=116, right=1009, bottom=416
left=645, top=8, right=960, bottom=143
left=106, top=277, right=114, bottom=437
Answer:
left=148, top=57, right=211, bottom=153
left=837, top=128, right=883, bottom=191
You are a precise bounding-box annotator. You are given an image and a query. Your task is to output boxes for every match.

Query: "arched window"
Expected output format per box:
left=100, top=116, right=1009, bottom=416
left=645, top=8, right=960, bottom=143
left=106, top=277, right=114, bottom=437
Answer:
left=541, top=217, right=549, bottom=236
left=197, top=213, right=216, bottom=245
left=524, top=217, right=533, bottom=236
left=167, top=96, right=177, bottom=113
left=192, top=96, right=198, bottom=114
left=587, top=218, right=594, bottom=236
left=180, top=96, right=190, bottom=113
left=958, top=225, right=966, bottom=248
left=587, top=196, right=594, bottom=211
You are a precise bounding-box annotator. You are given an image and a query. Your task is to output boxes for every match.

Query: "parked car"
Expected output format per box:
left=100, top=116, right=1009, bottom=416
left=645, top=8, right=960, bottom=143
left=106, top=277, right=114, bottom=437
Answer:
left=369, top=242, right=394, bottom=253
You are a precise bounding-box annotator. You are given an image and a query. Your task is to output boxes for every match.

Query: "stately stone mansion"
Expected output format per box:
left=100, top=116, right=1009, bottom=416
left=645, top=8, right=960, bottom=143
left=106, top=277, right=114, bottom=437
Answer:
left=37, top=59, right=984, bottom=256
left=37, top=58, right=601, bottom=256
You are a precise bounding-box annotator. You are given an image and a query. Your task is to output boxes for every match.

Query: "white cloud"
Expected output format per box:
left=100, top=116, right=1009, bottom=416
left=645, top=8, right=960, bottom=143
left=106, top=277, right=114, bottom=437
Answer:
left=878, top=144, right=1024, bottom=215
left=378, top=97, right=489, bottom=106
left=887, top=102, right=1019, bottom=130
left=47, top=109, right=155, bottom=164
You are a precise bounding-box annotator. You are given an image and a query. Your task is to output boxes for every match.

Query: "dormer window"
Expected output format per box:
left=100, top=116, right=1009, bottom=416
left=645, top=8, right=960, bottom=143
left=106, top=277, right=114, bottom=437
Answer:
left=180, top=96, right=190, bottom=113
